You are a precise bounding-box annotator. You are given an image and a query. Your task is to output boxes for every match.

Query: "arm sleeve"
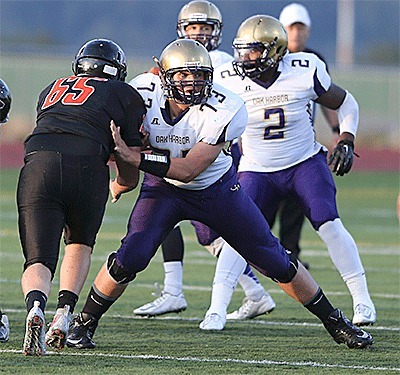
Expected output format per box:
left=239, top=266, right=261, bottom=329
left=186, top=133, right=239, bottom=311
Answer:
left=337, top=91, right=359, bottom=137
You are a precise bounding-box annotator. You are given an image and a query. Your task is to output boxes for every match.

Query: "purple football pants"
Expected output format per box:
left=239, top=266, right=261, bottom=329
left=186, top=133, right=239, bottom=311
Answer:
left=115, top=166, right=290, bottom=280
left=238, top=150, right=339, bottom=231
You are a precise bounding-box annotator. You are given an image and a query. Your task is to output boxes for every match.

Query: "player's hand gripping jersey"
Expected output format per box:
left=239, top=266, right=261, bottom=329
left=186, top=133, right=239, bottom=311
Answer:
left=215, top=52, right=331, bottom=172
left=129, top=72, right=247, bottom=189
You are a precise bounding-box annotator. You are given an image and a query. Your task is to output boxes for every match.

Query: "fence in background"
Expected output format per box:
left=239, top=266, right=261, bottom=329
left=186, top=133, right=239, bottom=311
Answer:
left=1, top=55, right=399, bottom=150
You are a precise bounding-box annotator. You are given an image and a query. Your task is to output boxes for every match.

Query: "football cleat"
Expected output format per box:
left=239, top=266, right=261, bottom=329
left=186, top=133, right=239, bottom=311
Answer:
left=0, top=314, right=10, bottom=342
left=226, top=292, right=276, bottom=320
left=199, top=313, right=226, bottom=331
left=23, top=300, right=46, bottom=356
left=133, top=291, right=187, bottom=317
left=45, top=305, right=71, bottom=350
left=352, top=303, right=376, bottom=326
left=66, top=313, right=98, bottom=349
left=323, top=309, right=373, bottom=349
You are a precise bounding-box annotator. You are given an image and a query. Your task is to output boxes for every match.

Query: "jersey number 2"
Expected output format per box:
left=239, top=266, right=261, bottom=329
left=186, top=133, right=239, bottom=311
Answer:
left=264, top=108, right=285, bottom=140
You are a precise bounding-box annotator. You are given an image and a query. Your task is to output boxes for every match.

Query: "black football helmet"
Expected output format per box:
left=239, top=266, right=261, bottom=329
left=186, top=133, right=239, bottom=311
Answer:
left=0, top=79, right=12, bottom=123
left=73, top=39, right=127, bottom=81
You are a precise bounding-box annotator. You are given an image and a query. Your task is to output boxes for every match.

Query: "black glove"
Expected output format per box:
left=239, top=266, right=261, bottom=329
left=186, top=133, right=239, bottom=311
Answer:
left=328, top=139, right=358, bottom=176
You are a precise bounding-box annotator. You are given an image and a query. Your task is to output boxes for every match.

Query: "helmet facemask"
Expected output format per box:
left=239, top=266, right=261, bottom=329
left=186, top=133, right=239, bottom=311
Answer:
left=231, top=15, right=288, bottom=80
left=177, top=20, right=221, bottom=51
left=158, top=64, right=213, bottom=105
left=154, top=39, right=213, bottom=105
left=233, top=38, right=285, bottom=79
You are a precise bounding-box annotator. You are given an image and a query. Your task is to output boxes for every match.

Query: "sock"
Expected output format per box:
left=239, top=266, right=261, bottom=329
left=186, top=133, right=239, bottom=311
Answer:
left=207, top=283, right=235, bottom=318
left=238, top=265, right=265, bottom=301
left=317, top=219, right=373, bottom=308
left=317, top=219, right=365, bottom=280
left=346, top=275, right=375, bottom=311
left=25, top=290, right=47, bottom=313
left=304, top=288, right=335, bottom=322
left=81, top=285, right=117, bottom=321
left=57, top=290, right=79, bottom=313
left=163, top=261, right=183, bottom=296
left=207, top=242, right=247, bottom=317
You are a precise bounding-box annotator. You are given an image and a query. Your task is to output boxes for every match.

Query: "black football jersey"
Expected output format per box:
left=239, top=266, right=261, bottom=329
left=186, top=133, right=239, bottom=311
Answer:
left=29, top=75, right=146, bottom=154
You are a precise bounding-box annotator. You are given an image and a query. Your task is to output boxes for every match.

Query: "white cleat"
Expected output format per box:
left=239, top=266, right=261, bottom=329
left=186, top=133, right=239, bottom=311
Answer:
left=23, top=301, right=46, bottom=356
left=352, top=303, right=376, bottom=326
left=45, top=305, right=71, bottom=350
left=0, top=314, right=10, bottom=342
left=226, top=292, right=276, bottom=320
left=199, top=313, right=226, bottom=331
left=133, top=292, right=187, bottom=317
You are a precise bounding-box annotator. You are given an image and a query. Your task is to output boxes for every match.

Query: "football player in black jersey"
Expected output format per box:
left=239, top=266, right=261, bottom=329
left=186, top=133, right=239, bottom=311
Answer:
left=17, top=39, right=146, bottom=355
left=0, top=78, right=12, bottom=343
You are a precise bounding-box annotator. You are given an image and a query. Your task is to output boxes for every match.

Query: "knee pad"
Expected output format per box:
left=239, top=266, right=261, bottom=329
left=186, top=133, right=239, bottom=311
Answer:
left=107, top=252, right=136, bottom=285
left=273, top=251, right=299, bottom=283
left=205, top=236, right=225, bottom=257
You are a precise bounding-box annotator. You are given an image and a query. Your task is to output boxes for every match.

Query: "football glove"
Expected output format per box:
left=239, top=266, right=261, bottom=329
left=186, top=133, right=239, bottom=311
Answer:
left=328, top=139, right=358, bottom=176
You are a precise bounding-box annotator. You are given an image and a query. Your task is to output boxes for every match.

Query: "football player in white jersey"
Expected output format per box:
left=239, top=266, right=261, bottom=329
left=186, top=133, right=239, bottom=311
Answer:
left=133, top=0, right=275, bottom=320
left=202, top=15, right=376, bottom=330
left=67, top=39, right=372, bottom=350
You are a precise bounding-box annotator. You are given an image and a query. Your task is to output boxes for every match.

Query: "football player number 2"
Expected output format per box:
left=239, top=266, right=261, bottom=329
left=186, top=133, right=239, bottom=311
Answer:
left=42, top=77, right=100, bottom=110
left=264, top=108, right=285, bottom=140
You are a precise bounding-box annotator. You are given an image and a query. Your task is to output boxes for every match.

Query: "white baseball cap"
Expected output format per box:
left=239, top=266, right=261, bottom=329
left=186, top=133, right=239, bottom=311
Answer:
left=279, top=3, right=311, bottom=28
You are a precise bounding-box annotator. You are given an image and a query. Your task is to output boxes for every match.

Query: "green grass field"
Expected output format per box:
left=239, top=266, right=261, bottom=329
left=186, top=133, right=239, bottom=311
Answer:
left=0, top=169, right=399, bottom=374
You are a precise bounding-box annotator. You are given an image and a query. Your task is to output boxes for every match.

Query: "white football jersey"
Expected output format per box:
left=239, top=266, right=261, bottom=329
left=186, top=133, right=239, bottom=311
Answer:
left=129, top=73, right=247, bottom=189
left=214, top=52, right=331, bottom=172
left=209, top=50, right=234, bottom=69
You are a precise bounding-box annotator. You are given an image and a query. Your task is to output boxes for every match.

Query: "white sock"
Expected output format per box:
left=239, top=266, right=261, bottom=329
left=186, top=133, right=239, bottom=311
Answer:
left=317, top=219, right=374, bottom=310
left=346, top=275, right=375, bottom=311
left=207, top=242, right=247, bottom=317
left=163, top=261, right=183, bottom=296
left=238, top=273, right=265, bottom=301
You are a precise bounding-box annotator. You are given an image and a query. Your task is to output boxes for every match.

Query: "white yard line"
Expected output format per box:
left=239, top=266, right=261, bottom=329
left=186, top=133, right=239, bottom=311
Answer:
left=0, top=349, right=399, bottom=371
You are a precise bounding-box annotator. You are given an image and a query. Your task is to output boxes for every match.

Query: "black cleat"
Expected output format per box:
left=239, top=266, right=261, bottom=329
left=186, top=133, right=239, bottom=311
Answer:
left=323, top=309, right=373, bottom=349
left=66, top=313, right=98, bottom=349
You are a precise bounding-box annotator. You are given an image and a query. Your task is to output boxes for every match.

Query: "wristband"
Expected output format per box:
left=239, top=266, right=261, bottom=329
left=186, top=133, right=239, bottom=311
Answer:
left=138, top=153, right=170, bottom=177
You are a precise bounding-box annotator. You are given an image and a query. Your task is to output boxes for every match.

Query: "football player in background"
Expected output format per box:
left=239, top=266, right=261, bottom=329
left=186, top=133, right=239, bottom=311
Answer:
left=225, top=2, right=342, bottom=320
left=0, top=78, right=12, bottom=343
left=133, top=0, right=276, bottom=321
left=66, top=38, right=373, bottom=350
left=17, top=39, right=146, bottom=355
left=202, top=15, right=376, bottom=331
